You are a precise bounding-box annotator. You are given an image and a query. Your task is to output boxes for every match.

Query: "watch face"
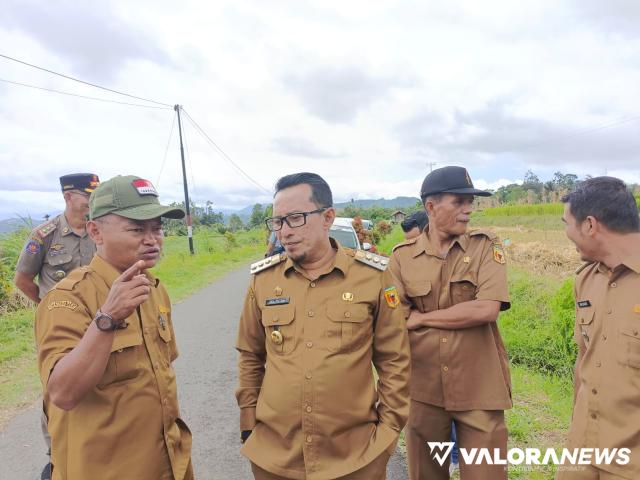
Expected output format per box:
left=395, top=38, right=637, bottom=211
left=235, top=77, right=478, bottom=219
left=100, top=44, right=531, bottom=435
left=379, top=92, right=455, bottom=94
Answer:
left=96, top=314, right=114, bottom=331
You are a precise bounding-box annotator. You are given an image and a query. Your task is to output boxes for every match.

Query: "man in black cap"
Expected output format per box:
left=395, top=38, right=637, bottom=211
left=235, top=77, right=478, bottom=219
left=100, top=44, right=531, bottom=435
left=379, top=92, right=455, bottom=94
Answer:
left=389, top=166, right=512, bottom=480
left=14, top=172, right=99, bottom=480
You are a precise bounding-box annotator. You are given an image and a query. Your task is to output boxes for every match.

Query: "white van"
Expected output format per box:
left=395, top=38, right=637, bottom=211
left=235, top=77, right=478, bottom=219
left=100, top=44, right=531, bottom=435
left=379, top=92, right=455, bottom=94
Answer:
left=329, top=217, right=371, bottom=251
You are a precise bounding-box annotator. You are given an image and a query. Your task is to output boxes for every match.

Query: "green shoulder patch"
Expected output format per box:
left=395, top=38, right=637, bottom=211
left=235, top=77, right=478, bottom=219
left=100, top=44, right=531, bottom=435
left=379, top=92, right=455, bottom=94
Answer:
left=353, top=250, right=389, bottom=271
left=250, top=253, right=286, bottom=274
left=36, top=220, right=57, bottom=239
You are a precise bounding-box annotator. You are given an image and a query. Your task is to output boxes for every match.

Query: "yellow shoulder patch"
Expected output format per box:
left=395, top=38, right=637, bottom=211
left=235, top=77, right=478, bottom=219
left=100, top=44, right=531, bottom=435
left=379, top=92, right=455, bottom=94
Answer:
left=354, top=250, right=389, bottom=271
left=492, top=243, right=506, bottom=264
left=47, top=300, right=78, bottom=311
left=384, top=286, right=400, bottom=308
left=250, top=253, right=286, bottom=274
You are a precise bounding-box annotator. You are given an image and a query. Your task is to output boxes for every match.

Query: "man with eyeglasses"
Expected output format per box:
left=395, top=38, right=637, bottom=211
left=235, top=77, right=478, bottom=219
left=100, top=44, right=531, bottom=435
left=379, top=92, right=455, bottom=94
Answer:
left=14, top=173, right=99, bottom=480
left=236, top=172, right=411, bottom=479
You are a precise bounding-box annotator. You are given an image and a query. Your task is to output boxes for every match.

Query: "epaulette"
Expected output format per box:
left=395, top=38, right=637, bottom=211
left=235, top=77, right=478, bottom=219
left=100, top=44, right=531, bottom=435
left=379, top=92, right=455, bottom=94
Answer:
left=250, top=253, right=286, bottom=274
left=353, top=250, right=389, bottom=271
left=35, top=219, right=57, bottom=239
left=392, top=237, right=418, bottom=253
left=55, top=266, right=91, bottom=291
left=470, top=228, right=499, bottom=242
left=575, top=261, right=595, bottom=276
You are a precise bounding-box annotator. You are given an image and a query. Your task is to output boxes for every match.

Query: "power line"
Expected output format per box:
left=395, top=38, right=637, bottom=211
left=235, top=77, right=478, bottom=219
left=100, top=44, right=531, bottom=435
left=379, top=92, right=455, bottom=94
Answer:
left=181, top=109, right=271, bottom=194
left=0, top=52, right=173, bottom=107
left=182, top=114, right=197, bottom=197
left=0, top=78, right=170, bottom=109
left=156, top=111, right=177, bottom=187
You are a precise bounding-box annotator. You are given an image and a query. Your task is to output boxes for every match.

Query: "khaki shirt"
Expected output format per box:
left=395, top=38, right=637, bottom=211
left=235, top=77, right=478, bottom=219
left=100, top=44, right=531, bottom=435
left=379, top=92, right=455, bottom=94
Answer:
left=35, top=255, right=192, bottom=480
left=236, top=241, right=411, bottom=480
left=16, top=213, right=95, bottom=298
left=389, top=227, right=512, bottom=411
left=569, top=254, right=640, bottom=479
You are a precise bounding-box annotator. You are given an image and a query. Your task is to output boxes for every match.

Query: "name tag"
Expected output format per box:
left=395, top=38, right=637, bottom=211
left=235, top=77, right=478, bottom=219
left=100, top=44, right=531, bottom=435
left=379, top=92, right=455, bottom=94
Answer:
left=577, top=300, right=591, bottom=308
left=266, top=297, right=290, bottom=306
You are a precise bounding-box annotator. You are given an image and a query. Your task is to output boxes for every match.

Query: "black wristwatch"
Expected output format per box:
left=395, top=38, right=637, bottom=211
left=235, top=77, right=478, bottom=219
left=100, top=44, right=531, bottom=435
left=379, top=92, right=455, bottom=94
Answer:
left=94, top=310, right=124, bottom=331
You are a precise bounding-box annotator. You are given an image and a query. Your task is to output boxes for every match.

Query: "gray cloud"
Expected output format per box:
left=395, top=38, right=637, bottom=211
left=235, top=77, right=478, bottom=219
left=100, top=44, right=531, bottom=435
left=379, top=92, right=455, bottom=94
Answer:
left=396, top=100, right=640, bottom=169
left=271, top=136, right=343, bottom=159
left=283, top=65, right=409, bottom=123
left=572, top=0, right=640, bottom=37
left=2, top=0, right=170, bottom=81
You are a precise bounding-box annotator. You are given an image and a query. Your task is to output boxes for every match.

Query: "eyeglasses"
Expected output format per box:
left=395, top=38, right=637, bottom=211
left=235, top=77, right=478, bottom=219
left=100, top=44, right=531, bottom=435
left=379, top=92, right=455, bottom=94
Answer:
left=265, top=208, right=327, bottom=232
left=68, top=190, right=90, bottom=198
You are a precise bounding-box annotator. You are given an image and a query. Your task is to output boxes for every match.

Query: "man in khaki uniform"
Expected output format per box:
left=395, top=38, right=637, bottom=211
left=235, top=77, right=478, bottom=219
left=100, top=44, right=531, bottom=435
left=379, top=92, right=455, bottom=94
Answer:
left=236, top=172, right=411, bottom=480
left=557, top=177, right=640, bottom=480
left=15, top=173, right=100, bottom=303
left=35, top=175, right=193, bottom=480
left=389, top=166, right=511, bottom=480
left=14, top=173, right=99, bottom=480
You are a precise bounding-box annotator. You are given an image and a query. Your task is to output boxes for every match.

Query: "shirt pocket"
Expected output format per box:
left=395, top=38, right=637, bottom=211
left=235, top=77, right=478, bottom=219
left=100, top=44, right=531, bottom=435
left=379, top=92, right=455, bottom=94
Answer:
left=619, top=321, right=640, bottom=369
left=405, top=280, right=434, bottom=313
left=97, top=328, right=143, bottom=389
left=47, top=252, right=73, bottom=269
left=450, top=275, right=477, bottom=305
left=326, top=303, right=371, bottom=353
left=261, top=305, right=296, bottom=354
left=577, top=308, right=595, bottom=347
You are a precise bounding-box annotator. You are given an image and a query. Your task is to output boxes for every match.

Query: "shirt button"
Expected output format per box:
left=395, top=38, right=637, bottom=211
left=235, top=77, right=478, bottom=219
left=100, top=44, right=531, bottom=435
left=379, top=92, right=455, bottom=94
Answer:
left=591, top=413, right=597, bottom=419
left=308, top=310, right=314, bottom=317
left=117, top=348, right=123, bottom=353
left=306, top=405, right=312, bottom=413
left=305, top=372, right=312, bottom=379
left=602, top=334, right=607, bottom=341
left=442, top=338, right=448, bottom=343
left=595, top=361, right=602, bottom=367
left=633, top=330, right=639, bottom=337
left=163, top=398, right=168, bottom=405
left=610, top=282, right=617, bottom=288
left=306, top=435, right=313, bottom=443
left=607, top=309, right=612, bottom=314
left=306, top=341, right=313, bottom=348
left=442, top=365, right=449, bottom=372
left=310, top=282, right=316, bottom=288
left=592, top=388, right=598, bottom=395
left=344, top=311, right=351, bottom=318
left=272, top=317, right=279, bottom=323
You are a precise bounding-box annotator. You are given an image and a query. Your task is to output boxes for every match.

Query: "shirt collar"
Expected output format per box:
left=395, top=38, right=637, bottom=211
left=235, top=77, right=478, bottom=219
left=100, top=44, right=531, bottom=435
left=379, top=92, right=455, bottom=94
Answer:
left=90, top=254, right=160, bottom=288
left=412, top=226, right=468, bottom=258
left=595, top=252, right=640, bottom=276
left=284, top=237, right=349, bottom=277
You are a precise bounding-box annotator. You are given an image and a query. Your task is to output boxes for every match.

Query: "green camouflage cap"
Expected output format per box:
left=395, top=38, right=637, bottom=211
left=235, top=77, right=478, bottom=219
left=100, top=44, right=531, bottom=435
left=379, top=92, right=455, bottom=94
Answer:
left=89, top=175, right=185, bottom=221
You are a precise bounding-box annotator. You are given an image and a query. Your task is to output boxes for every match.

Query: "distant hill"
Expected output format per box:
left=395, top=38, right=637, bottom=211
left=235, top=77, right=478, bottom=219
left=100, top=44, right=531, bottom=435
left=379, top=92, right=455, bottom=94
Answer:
left=334, top=197, right=420, bottom=209
left=0, top=218, right=30, bottom=234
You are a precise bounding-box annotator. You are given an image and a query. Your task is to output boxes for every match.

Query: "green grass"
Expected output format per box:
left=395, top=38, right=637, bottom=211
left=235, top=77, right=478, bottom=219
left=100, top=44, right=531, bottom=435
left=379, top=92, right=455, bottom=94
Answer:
left=0, top=228, right=266, bottom=424
left=472, top=213, right=565, bottom=230
left=376, top=225, right=406, bottom=255
left=480, top=203, right=565, bottom=217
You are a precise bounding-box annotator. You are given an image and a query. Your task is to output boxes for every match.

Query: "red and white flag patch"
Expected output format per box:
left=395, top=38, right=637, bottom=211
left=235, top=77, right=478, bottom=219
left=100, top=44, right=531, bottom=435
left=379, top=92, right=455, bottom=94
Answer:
left=132, top=179, right=158, bottom=196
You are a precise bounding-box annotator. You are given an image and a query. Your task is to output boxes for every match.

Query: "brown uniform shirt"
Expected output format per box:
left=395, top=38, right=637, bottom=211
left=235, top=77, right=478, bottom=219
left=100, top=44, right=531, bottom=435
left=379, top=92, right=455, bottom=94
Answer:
left=236, top=241, right=411, bottom=480
left=35, top=255, right=192, bottom=480
left=16, top=213, right=96, bottom=298
left=389, top=227, right=512, bottom=411
left=569, top=254, right=640, bottom=479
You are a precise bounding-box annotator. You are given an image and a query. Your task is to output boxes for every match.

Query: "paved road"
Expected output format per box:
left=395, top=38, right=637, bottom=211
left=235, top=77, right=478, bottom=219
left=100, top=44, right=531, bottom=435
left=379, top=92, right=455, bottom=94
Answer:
left=0, top=266, right=408, bottom=479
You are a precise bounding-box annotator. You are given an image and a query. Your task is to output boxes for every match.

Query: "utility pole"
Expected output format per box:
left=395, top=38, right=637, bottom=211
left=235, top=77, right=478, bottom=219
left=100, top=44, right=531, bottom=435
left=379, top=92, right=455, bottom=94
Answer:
left=174, top=105, right=194, bottom=254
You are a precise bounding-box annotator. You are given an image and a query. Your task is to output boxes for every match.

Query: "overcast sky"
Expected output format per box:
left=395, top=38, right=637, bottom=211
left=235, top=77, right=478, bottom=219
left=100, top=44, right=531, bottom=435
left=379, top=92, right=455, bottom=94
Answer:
left=1, top=0, right=640, bottom=220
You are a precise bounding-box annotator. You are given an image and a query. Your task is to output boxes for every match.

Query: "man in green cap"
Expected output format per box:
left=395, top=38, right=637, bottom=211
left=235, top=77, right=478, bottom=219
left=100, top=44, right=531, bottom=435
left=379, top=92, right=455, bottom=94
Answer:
left=35, top=175, right=194, bottom=480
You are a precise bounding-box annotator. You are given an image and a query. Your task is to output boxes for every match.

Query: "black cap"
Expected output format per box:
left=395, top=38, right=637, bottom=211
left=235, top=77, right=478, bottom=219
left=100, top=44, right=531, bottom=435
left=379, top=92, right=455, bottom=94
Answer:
left=420, top=166, right=491, bottom=200
left=60, top=173, right=100, bottom=194
left=401, top=210, right=429, bottom=233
